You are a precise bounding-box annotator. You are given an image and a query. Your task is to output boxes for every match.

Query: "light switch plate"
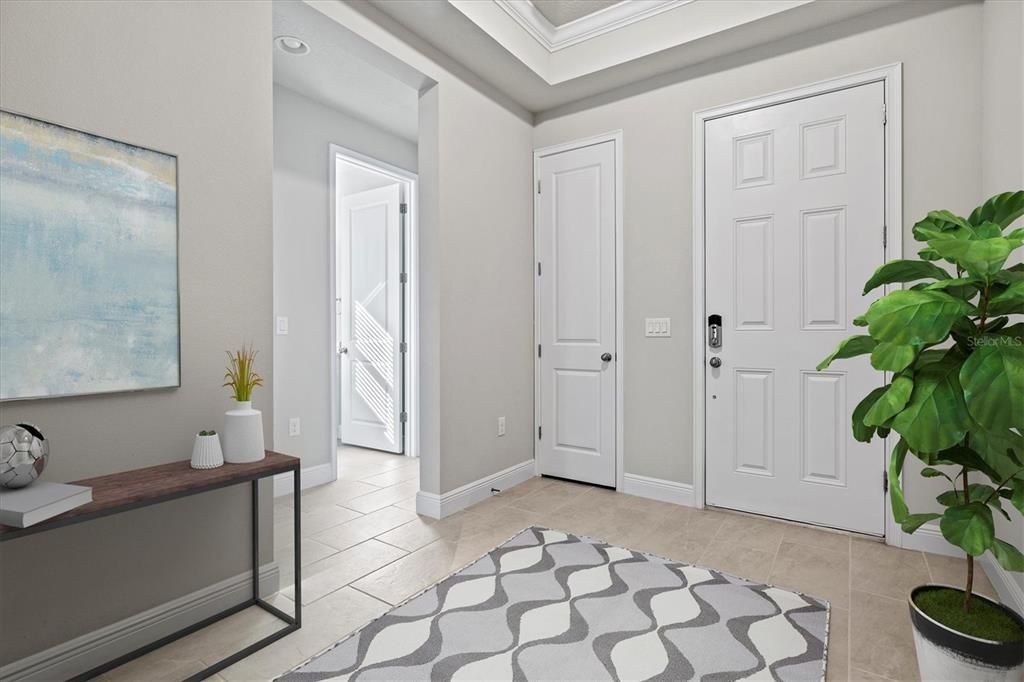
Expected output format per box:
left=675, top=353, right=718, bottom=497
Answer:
left=276, top=316, right=289, bottom=335
left=497, top=416, right=506, bottom=437
left=645, top=317, right=671, bottom=337
left=288, top=417, right=300, bottom=436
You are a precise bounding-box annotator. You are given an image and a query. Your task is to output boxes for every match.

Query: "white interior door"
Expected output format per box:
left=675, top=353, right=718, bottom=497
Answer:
left=536, top=141, right=617, bottom=487
left=339, top=183, right=404, bottom=453
left=704, top=83, right=886, bottom=534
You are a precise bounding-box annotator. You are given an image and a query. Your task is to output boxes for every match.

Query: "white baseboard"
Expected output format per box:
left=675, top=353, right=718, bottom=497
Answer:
left=1, top=564, right=281, bottom=682
left=274, top=461, right=333, bottom=497
left=898, top=522, right=962, bottom=557
left=622, top=473, right=694, bottom=507
left=983, top=554, right=1024, bottom=616
left=417, top=459, right=535, bottom=519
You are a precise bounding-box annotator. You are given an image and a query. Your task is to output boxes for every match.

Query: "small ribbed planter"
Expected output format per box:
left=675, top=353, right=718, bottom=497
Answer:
left=909, top=585, right=1024, bottom=681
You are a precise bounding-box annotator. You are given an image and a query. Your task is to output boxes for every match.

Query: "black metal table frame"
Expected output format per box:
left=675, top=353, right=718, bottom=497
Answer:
left=3, top=463, right=302, bottom=682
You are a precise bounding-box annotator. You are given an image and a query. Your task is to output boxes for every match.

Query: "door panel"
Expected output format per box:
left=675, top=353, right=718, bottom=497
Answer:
left=705, top=83, right=886, bottom=535
left=537, top=141, right=616, bottom=487
left=339, top=183, right=404, bottom=453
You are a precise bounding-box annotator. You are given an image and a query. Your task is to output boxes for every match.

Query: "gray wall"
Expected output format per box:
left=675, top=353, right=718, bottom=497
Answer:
left=534, top=1, right=985, bottom=496
left=272, top=84, right=417, bottom=471
left=0, top=0, right=273, bottom=665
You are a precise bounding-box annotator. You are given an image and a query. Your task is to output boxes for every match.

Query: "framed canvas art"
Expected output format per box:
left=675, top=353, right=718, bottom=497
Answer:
left=0, top=110, right=180, bottom=401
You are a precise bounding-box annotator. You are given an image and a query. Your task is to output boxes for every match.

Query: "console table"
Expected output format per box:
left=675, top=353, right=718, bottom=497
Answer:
left=0, top=451, right=301, bottom=681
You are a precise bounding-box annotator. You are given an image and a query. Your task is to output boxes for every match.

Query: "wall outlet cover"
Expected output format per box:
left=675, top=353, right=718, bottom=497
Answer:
left=276, top=316, right=289, bottom=335
left=497, top=416, right=506, bottom=436
left=288, top=417, right=300, bottom=436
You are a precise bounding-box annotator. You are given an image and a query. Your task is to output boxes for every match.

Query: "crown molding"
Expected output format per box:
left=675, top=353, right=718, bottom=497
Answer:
left=495, top=0, right=692, bottom=52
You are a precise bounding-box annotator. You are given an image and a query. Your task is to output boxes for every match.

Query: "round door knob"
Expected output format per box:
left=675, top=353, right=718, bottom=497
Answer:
left=709, top=357, right=722, bottom=368
left=339, top=346, right=348, bottom=355
left=601, top=352, right=613, bottom=362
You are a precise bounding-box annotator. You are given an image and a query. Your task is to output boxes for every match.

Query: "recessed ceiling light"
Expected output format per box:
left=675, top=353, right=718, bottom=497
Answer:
left=275, top=35, right=310, bottom=55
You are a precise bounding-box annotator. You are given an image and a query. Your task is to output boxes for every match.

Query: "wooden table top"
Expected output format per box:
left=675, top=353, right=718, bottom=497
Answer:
left=0, top=451, right=298, bottom=541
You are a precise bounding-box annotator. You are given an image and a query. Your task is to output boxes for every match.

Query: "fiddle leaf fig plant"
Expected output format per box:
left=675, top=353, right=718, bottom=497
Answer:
left=818, top=190, right=1024, bottom=611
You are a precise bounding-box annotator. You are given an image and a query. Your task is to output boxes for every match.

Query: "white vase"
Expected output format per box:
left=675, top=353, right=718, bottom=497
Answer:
left=191, top=434, right=224, bottom=469
left=222, top=400, right=265, bottom=463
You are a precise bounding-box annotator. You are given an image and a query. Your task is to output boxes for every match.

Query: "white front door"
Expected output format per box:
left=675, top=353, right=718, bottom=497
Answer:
left=704, top=83, right=886, bottom=534
left=536, top=140, right=617, bottom=487
left=339, top=183, right=404, bottom=453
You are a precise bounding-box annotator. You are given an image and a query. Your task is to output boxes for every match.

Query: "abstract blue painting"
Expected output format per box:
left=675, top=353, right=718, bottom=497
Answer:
left=0, top=110, right=179, bottom=400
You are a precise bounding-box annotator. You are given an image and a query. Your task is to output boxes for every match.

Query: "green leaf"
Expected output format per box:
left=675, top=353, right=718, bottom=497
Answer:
left=870, top=342, right=917, bottom=372
left=853, top=314, right=868, bottom=327
left=960, top=341, right=1024, bottom=431
left=936, top=444, right=1004, bottom=483
left=864, top=290, right=970, bottom=346
left=968, top=191, right=1024, bottom=228
left=970, top=429, right=1024, bottom=481
left=862, top=260, right=952, bottom=295
left=889, top=440, right=909, bottom=523
left=902, top=513, right=941, bottom=534
left=940, top=503, right=995, bottom=556
left=929, top=237, right=1013, bottom=278
left=913, top=210, right=971, bottom=241
left=852, top=386, right=888, bottom=442
left=892, top=351, right=971, bottom=453
left=918, top=247, right=942, bottom=261
left=1011, top=482, right=1024, bottom=515
left=990, top=538, right=1024, bottom=572
left=987, top=281, right=1024, bottom=317
left=937, top=484, right=996, bottom=507
left=817, top=335, right=876, bottom=370
left=864, top=376, right=914, bottom=427
left=920, top=467, right=947, bottom=478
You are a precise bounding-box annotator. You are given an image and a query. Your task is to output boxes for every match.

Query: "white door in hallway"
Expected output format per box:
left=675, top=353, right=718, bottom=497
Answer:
left=339, top=184, right=404, bottom=453
left=536, top=140, right=617, bottom=487
left=704, top=83, right=886, bottom=534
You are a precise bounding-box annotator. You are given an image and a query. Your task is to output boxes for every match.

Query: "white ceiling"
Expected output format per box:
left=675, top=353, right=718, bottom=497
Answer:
left=532, top=0, right=621, bottom=26
left=360, top=0, right=925, bottom=117
left=273, top=0, right=420, bottom=142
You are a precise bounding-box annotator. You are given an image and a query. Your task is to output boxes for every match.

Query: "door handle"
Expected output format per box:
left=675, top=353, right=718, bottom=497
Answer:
left=709, top=357, right=722, bottom=368
left=601, top=352, right=613, bottom=362
left=338, top=344, right=348, bottom=355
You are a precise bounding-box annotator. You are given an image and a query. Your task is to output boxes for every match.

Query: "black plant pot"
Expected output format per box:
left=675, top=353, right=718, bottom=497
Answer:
left=909, top=584, right=1024, bottom=680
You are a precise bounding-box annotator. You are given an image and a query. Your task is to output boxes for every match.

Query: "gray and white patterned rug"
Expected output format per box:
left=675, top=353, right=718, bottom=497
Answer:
left=279, top=527, right=829, bottom=681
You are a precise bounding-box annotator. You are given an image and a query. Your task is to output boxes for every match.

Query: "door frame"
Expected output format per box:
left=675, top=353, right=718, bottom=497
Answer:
left=328, top=144, right=419, bottom=477
left=533, top=131, right=625, bottom=491
left=691, top=64, right=903, bottom=542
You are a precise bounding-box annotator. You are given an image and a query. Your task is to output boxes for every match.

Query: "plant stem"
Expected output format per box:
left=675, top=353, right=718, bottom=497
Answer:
left=963, top=467, right=974, bottom=612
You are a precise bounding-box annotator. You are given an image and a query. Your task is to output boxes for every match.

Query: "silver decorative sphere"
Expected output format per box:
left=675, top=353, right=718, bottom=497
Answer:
left=0, top=424, right=49, bottom=489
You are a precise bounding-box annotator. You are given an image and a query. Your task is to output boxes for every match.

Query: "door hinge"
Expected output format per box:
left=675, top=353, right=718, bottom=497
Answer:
left=883, top=224, right=888, bottom=248
left=537, top=180, right=541, bottom=194
left=400, top=411, right=408, bottom=423
left=882, top=103, right=887, bottom=126
left=399, top=272, right=408, bottom=284
left=883, top=472, right=889, bottom=493
left=399, top=203, right=408, bottom=214
left=538, top=344, right=542, bottom=358
left=538, top=426, right=542, bottom=439
left=537, top=262, right=542, bottom=276
left=400, top=341, right=408, bottom=353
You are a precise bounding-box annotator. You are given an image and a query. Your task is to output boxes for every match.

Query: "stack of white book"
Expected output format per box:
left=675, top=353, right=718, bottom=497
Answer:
left=0, top=482, right=92, bottom=528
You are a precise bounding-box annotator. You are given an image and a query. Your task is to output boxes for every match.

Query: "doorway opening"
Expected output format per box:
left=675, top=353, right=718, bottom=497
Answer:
left=330, top=146, right=418, bottom=477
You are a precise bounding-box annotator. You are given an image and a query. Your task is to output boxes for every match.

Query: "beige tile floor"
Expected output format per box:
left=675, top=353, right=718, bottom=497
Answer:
left=103, top=446, right=998, bottom=682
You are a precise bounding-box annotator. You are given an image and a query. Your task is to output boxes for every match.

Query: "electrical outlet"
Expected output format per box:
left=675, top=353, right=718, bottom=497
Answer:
left=276, top=316, right=289, bottom=335
left=645, top=317, right=671, bottom=337
left=288, top=417, right=301, bottom=436
left=497, top=416, right=506, bottom=437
